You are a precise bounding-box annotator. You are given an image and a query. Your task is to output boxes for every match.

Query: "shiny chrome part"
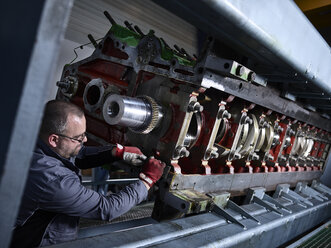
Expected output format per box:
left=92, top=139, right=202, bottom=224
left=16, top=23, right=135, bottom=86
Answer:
left=261, top=123, right=274, bottom=152
left=241, top=114, right=259, bottom=156
left=229, top=113, right=259, bottom=161
left=303, top=139, right=314, bottom=157
left=248, top=115, right=267, bottom=161
left=204, top=104, right=230, bottom=160
left=183, top=112, right=202, bottom=149
left=102, top=94, right=162, bottom=134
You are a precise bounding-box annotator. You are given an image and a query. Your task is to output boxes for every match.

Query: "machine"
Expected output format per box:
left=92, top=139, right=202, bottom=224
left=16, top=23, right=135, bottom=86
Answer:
left=54, top=11, right=331, bottom=247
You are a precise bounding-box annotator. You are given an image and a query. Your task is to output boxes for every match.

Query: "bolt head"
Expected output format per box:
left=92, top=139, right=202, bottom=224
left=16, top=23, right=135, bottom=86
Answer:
left=236, top=65, right=244, bottom=76
left=248, top=71, right=256, bottom=81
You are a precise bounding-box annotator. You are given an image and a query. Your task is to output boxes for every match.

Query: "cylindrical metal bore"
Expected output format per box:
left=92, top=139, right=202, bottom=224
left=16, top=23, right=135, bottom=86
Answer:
left=103, top=94, right=152, bottom=131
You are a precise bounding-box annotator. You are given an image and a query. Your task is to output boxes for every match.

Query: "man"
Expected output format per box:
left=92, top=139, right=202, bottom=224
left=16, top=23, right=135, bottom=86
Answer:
left=10, top=100, right=165, bottom=247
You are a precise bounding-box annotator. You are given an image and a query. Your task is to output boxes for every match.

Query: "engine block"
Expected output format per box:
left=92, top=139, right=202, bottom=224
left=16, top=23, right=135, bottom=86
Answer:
left=57, top=13, right=331, bottom=220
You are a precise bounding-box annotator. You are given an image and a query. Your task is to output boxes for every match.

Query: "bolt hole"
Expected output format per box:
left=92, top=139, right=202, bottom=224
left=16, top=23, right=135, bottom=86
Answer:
left=107, top=102, right=120, bottom=117
left=122, top=45, right=125, bottom=50
left=224, top=63, right=230, bottom=69
left=116, top=41, right=120, bottom=47
left=238, top=83, right=243, bottom=90
left=86, top=85, right=101, bottom=105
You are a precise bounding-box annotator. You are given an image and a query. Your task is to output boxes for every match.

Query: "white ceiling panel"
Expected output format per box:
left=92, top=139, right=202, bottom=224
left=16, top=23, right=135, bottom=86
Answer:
left=65, top=0, right=198, bottom=55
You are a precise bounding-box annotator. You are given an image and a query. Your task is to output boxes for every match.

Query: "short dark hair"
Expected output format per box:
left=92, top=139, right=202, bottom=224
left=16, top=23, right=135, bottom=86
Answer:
left=39, top=100, right=84, bottom=138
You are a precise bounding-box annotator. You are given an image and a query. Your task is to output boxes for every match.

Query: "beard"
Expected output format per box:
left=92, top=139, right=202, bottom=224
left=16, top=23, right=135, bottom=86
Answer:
left=58, top=142, right=83, bottom=159
left=68, top=143, right=83, bottom=158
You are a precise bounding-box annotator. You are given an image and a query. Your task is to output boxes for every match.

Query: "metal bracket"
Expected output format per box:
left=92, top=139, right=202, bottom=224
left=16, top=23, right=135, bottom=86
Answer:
left=245, top=187, right=283, bottom=215
left=252, top=196, right=283, bottom=216
left=311, top=180, right=331, bottom=196
left=295, top=182, right=328, bottom=202
left=208, top=192, right=260, bottom=225
left=274, top=184, right=313, bottom=208
left=227, top=200, right=260, bottom=224
left=212, top=204, right=246, bottom=229
left=262, top=193, right=292, bottom=213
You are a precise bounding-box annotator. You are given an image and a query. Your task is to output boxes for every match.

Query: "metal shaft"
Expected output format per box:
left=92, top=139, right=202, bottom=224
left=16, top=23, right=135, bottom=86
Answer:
left=103, top=94, right=161, bottom=134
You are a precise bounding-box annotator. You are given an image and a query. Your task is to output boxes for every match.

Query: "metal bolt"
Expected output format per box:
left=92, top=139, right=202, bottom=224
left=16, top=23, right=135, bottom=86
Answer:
left=261, top=121, right=269, bottom=128
left=176, top=146, right=190, bottom=158
left=234, top=152, right=242, bottom=160
left=242, top=116, right=252, bottom=125
left=187, top=101, right=203, bottom=113
left=284, top=137, right=291, bottom=147
left=236, top=65, right=245, bottom=76
left=289, top=129, right=295, bottom=136
left=266, top=154, right=274, bottom=161
left=56, top=81, right=69, bottom=91
left=277, top=126, right=284, bottom=133
left=248, top=71, right=256, bottom=81
left=279, top=155, right=286, bottom=162
left=222, top=110, right=231, bottom=119
left=207, top=147, right=219, bottom=159
left=252, top=153, right=259, bottom=160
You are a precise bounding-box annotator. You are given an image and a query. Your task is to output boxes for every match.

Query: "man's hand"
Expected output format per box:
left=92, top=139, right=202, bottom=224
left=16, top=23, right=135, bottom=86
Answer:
left=114, top=144, right=147, bottom=166
left=139, top=158, right=165, bottom=188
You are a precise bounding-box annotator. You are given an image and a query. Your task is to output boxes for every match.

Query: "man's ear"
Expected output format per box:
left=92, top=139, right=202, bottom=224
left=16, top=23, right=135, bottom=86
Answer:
left=48, top=134, right=58, bottom=148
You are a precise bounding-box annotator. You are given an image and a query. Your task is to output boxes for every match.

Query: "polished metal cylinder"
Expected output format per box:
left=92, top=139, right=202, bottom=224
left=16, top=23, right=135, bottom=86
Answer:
left=103, top=94, right=161, bottom=133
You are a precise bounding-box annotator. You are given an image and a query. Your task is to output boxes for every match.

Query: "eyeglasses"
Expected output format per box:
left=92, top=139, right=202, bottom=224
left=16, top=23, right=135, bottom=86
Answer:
left=56, top=132, right=87, bottom=144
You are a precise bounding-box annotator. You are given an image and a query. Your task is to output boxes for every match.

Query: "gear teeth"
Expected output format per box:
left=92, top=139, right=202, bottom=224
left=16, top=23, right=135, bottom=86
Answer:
left=141, top=96, right=160, bottom=134
left=128, top=95, right=160, bottom=134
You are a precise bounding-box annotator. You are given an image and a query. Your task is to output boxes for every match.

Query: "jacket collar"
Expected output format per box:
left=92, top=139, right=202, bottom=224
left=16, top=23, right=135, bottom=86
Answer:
left=36, top=138, right=80, bottom=174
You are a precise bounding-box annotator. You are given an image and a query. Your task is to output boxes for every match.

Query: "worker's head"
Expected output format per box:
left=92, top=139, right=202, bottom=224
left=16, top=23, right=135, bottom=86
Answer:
left=40, top=100, right=87, bottom=158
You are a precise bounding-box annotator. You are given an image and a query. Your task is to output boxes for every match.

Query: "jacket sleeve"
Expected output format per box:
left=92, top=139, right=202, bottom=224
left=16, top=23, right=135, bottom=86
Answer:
left=39, top=172, right=148, bottom=221
left=75, top=145, right=119, bottom=169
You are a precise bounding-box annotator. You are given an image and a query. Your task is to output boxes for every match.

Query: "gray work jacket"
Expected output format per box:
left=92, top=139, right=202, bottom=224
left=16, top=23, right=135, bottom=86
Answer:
left=11, top=139, right=148, bottom=247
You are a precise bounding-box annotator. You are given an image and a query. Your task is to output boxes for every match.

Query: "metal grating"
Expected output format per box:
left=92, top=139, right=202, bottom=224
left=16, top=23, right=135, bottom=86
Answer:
left=297, top=224, right=331, bottom=248
left=79, top=202, right=154, bottom=228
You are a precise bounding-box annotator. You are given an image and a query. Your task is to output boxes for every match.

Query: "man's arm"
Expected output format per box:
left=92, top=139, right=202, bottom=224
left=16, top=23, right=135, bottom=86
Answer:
left=39, top=158, right=165, bottom=220
left=40, top=173, right=148, bottom=220
left=75, top=145, right=147, bottom=169
left=75, top=145, right=117, bottom=169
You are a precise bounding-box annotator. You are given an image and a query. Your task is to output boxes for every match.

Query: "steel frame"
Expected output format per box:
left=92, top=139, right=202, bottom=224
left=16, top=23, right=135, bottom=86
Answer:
left=50, top=182, right=331, bottom=248
left=0, top=1, right=74, bottom=247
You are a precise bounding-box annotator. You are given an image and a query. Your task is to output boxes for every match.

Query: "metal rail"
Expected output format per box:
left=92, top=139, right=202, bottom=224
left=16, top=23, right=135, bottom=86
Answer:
left=51, top=182, right=331, bottom=248
left=153, top=0, right=331, bottom=96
